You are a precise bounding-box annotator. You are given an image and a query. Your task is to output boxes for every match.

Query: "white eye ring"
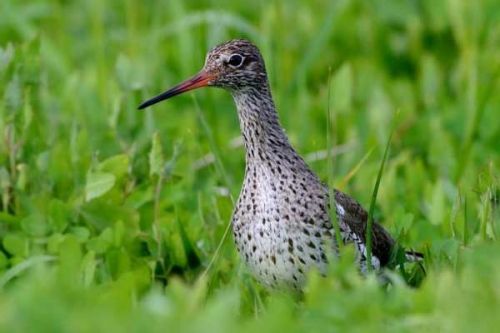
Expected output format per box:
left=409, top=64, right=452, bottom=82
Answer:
left=227, top=54, right=245, bottom=68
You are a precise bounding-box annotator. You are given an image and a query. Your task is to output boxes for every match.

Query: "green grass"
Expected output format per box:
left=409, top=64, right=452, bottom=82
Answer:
left=1, top=0, right=499, bottom=331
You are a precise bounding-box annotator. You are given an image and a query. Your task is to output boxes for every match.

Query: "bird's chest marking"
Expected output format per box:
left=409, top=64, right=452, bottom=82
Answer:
left=232, top=168, right=330, bottom=289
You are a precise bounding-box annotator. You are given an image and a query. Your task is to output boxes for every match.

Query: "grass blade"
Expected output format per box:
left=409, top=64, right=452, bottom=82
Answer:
left=326, top=67, right=343, bottom=251
left=365, top=116, right=396, bottom=272
left=0, top=255, right=56, bottom=289
left=191, top=96, right=236, bottom=280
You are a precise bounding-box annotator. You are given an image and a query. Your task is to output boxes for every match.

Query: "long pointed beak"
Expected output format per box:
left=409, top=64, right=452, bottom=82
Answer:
left=138, top=70, right=214, bottom=109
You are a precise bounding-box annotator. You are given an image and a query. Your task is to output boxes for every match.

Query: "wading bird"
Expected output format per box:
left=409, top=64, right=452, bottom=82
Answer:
left=139, top=39, right=422, bottom=290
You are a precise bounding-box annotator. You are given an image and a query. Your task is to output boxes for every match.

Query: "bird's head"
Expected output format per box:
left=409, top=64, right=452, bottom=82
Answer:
left=138, top=39, right=268, bottom=109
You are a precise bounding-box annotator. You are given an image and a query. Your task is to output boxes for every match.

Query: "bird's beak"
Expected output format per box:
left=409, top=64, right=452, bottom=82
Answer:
left=138, top=70, right=214, bottom=109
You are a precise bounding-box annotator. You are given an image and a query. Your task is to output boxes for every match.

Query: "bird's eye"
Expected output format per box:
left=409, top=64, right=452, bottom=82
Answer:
left=227, top=54, right=244, bottom=68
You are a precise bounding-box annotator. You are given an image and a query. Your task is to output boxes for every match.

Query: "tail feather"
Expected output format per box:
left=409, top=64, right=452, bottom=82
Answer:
left=405, top=250, right=424, bottom=262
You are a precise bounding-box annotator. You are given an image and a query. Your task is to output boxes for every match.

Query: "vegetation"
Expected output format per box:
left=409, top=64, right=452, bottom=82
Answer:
left=0, top=0, right=499, bottom=331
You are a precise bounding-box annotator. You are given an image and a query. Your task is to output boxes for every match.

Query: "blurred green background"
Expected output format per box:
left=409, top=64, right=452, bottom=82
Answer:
left=0, top=0, right=499, bottom=332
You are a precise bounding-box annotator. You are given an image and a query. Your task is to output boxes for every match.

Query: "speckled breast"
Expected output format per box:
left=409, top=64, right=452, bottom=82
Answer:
left=231, top=171, right=334, bottom=290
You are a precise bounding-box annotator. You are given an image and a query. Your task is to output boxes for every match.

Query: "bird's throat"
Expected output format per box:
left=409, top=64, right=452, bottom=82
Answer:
left=231, top=87, right=294, bottom=162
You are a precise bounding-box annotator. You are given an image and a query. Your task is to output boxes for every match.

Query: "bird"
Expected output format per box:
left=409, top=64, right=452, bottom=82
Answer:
left=139, top=39, right=423, bottom=290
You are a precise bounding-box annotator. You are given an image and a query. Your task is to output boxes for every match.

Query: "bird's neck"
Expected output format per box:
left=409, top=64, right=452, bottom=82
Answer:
left=231, top=86, right=300, bottom=166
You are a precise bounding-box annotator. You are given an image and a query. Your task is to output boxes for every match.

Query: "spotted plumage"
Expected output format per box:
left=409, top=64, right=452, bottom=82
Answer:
left=139, top=39, right=423, bottom=290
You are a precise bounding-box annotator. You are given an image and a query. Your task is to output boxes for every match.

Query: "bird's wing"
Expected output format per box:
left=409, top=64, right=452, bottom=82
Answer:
left=333, top=189, right=395, bottom=266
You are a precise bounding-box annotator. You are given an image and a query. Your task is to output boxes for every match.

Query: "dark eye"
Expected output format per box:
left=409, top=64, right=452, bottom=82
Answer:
left=227, top=54, right=244, bottom=67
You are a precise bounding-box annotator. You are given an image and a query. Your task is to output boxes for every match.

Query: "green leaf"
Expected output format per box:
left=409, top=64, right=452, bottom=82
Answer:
left=15, top=163, right=28, bottom=191
left=47, top=233, right=65, bottom=254
left=169, top=231, right=187, bottom=267
left=69, top=227, right=91, bottom=242
left=57, top=235, right=82, bottom=284
left=81, top=250, right=96, bottom=286
left=86, top=228, right=113, bottom=254
left=21, top=213, right=49, bottom=237
left=0, top=251, right=8, bottom=270
left=106, top=249, right=131, bottom=279
left=3, top=234, right=29, bottom=257
left=113, top=220, right=125, bottom=247
left=48, top=199, right=71, bottom=232
left=85, top=172, right=116, bottom=201
left=0, top=212, right=19, bottom=225
left=149, top=132, right=164, bottom=177
left=98, top=154, right=129, bottom=179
